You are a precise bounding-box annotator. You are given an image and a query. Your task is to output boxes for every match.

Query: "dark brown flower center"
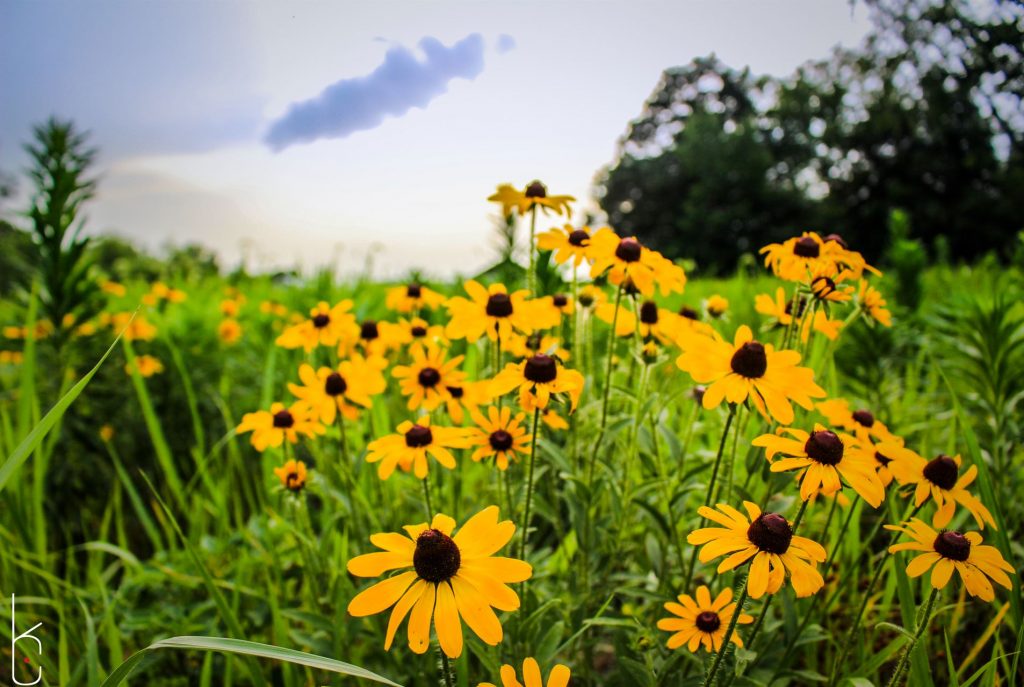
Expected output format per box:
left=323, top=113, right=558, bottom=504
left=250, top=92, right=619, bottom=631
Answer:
left=312, top=313, right=330, bottom=328
left=933, top=531, right=970, bottom=561
left=730, top=341, right=768, bottom=379
left=804, top=430, right=844, bottom=465
left=785, top=298, right=806, bottom=317
left=489, top=430, right=514, bottom=451
left=486, top=293, right=514, bottom=318
left=446, top=385, right=464, bottom=399
left=823, top=233, right=848, bottom=249
left=405, top=425, right=433, bottom=448
left=413, top=529, right=461, bottom=582
left=747, top=513, right=793, bottom=554
left=640, top=301, right=659, bottom=324
left=793, top=236, right=820, bottom=258
left=418, top=367, right=441, bottom=388
left=852, top=409, right=875, bottom=428
left=273, top=410, right=295, bottom=428
left=285, top=472, right=303, bottom=491
left=568, top=229, right=589, bottom=246
left=524, top=354, right=558, bottom=383
left=923, top=455, right=959, bottom=490
left=679, top=306, right=699, bottom=320
left=553, top=294, right=568, bottom=307
left=578, top=292, right=595, bottom=307
left=615, top=238, right=642, bottom=263
left=406, top=283, right=422, bottom=298
left=525, top=180, right=547, bottom=198
left=875, top=450, right=892, bottom=467
left=360, top=320, right=379, bottom=340
left=526, top=333, right=542, bottom=351
left=695, top=611, right=721, bottom=633
left=411, top=325, right=427, bottom=338
left=324, top=372, right=347, bottom=396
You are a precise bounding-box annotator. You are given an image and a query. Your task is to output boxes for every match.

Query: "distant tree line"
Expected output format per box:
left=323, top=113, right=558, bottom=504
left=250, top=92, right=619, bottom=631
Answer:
left=595, top=0, right=1024, bottom=273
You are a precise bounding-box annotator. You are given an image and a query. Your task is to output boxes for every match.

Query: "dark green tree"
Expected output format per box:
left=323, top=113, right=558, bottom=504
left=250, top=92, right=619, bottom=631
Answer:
left=24, top=117, right=102, bottom=348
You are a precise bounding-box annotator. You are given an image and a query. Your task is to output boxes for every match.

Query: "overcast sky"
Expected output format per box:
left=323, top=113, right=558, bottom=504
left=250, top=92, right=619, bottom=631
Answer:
left=0, top=1, right=871, bottom=279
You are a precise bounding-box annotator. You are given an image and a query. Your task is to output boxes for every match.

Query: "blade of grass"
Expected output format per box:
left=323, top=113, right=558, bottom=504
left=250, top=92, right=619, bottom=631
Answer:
left=139, top=472, right=268, bottom=687
left=0, top=325, right=122, bottom=494
left=100, top=636, right=402, bottom=687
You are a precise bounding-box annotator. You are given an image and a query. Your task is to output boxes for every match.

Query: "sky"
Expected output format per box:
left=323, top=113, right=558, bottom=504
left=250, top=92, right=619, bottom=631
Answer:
left=0, top=1, right=872, bottom=280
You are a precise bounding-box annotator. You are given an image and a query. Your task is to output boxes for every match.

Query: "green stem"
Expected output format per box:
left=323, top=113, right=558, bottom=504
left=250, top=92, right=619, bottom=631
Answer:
left=422, top=476, right=434, bottom=520
left=439, top=650, right=455, bottom=687
left=589, top=282, right=624, bottom=483
left=827, top=500, right=922, bottom=686
left=682, top=404, right=738, bottom=590
left=885, top=588, right=939, bottom=687
left=703, top=572, right=750, bottom=687
left=527, top=205, right=538, bottom=294
left=519, top=408, right=541, bottom=563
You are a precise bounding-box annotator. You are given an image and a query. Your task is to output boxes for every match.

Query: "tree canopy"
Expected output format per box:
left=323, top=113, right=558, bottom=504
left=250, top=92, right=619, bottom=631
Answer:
left=595, top=0, right=1024, bottom=273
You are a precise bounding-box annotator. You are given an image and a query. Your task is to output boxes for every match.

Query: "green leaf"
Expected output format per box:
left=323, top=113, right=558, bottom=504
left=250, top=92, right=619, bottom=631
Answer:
left=100, top=636, right=402, bottom=687
left=0, top=325, right=121, bottom=494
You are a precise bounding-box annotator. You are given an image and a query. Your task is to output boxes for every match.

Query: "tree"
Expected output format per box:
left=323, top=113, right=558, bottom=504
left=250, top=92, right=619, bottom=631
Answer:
left=596, top=1, right=1024, bottom=272
left=25, top=117, right=101, bottom=348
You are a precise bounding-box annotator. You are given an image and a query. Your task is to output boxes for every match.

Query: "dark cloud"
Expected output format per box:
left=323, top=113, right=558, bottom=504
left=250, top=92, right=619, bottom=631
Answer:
left=264, top=33, right=486, bottom=151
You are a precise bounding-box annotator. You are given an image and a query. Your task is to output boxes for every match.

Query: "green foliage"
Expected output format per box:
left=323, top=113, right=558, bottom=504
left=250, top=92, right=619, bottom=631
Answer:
left=884, top=209, right=926, bottom=311
left=24, top=117, right=101, bottom=348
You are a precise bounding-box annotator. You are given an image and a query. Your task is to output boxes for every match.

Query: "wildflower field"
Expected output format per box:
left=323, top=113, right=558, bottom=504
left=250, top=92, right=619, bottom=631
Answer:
left=1, top=182, right=1022, bottom=687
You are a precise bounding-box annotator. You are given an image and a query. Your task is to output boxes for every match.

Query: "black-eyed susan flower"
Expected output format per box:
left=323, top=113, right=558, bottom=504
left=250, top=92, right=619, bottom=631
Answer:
left=706, top=295, right=729, bottom=318
left=752, top=425, right=885, bottom=507
left=386, top=317, right=446, bottom=349
left=816, top=398, right=896, bottom=443
left=809, top=264, right=854, bottom=303
left=657, top=585, right=753, bottom=653
left=392, top=344, right=466, bottom=412
left=468, top=406, right=532, bottom=471
left=220, top=299, right=241, bottom=317
left=442, top=379, right=492, bottom=425
left=490, top=354, right=585, bottom=411
left=488, top=181, right=574, bottom=218
left=237, top=402, right=326, bottom=452
left=479, top=657, right=570, bottom=687
left=344, top=318, right=402, bottom=358
left=289, top=357, right=387, bottom=424
left=887, top=519, right=1013, bottom=601
left=636, top=300, right=685, bottom=344
left=445, top=281, right=557, bottom=343
left=760, top=231, right=871, bottom=283
left=675, top=325, right=825, bottom=425
left=126, top=355, right=164, bottom=378
left=0, top=350, right=24, bottom=365
left=855, top=435, right=904, bottom=487
left=218, top=318, right=243, bottom=345
left=588, top=228, right=685, bottom=297
left=886, top=450, right=996, bottom=529
left=385, top=282, right=446, bottom=313
left=857, top=280, right=892, bottom=327
left=273, top=459, right=308, bottom=493
left=687, top=501, right=826, bottom=599
left=536, top=224, right=593, bottom=267
left=276, top=300, right=358, bottom=352
left=364, top=416, right=472, bottom=480
left=347, top=506, right=531, bottom=658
